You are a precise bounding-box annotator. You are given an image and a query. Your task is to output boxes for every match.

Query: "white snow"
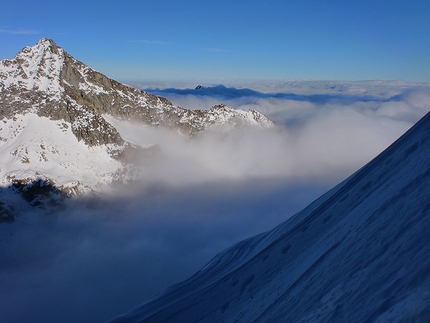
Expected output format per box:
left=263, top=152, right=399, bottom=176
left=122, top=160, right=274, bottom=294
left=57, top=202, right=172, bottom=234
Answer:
left=0, top=39, right=65, bottom=100
left=0, top=113, right=122, bottom=192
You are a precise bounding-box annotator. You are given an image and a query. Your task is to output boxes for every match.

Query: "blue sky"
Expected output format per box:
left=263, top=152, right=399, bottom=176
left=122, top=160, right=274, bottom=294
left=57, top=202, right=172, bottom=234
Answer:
left=1, top=0, right=429, bottom=82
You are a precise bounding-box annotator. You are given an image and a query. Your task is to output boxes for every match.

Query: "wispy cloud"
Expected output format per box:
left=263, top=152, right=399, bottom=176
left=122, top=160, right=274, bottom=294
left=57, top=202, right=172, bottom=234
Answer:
left=0, top=28, right=40, bottom=35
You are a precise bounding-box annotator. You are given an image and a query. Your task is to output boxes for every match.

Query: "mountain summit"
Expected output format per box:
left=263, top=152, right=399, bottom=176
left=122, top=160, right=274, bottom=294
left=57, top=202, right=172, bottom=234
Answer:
left=109, top=111, right=430, bottom=322
left=0, top=38, right=273, bottom=143
left=0, top=39, right=273, bottom=205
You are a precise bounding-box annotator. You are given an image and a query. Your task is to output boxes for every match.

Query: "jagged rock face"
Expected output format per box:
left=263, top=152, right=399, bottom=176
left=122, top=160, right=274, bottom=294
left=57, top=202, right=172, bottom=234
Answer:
left=0, top=38, right=273, bottom=146
left=0, top=39, right=174, bottom=146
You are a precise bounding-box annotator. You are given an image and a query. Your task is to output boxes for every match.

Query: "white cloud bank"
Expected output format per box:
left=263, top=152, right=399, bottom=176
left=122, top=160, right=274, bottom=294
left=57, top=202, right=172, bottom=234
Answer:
left=133, top=81, right=430, bottom=184
left=0, top=81, right=429, bottom=323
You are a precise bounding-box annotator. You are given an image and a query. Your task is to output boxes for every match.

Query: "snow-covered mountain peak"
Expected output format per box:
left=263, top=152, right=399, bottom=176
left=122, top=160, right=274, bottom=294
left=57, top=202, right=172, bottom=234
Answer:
left=1, top=38, right=64, bottom=94
left=16, top=38, right=61, bottom=71
left=1, top=39, right=273, bottom=136
left=207, top=104, right=273, bottom=127
left=0, top=39, right=274, bottom=208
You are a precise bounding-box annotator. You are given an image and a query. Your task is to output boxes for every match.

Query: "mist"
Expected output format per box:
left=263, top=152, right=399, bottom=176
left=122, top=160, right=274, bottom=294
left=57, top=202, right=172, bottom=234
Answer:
left=1, top=81, right=429, bottom=323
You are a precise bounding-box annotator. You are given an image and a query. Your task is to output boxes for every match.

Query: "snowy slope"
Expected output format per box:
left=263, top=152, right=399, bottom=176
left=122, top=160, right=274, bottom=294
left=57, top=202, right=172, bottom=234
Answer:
left=109, top=112, right=430, bottom=322
left=0, top=113, right=122, bottom=195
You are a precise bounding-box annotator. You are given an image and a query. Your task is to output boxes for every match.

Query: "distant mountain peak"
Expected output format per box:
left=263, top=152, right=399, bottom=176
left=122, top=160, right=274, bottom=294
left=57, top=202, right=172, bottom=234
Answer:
left=19, top=38, right=60, bottom=57
left=31, top=38, right=60, bottom=53
left=2, top=37, right=63, bottom=94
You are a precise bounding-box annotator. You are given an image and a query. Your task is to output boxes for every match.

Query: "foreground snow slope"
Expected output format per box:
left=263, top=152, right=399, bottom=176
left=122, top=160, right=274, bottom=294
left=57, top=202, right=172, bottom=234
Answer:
left=109, top=112, right=430, bottom=322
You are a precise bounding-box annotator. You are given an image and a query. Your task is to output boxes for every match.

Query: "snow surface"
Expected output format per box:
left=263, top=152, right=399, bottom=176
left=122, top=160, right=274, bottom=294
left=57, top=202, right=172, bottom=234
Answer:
left=109, top=112, right=430, bottom=322
left=0, top=113, right=122, bottom=193
left=0, top=39, right=64, bottom=99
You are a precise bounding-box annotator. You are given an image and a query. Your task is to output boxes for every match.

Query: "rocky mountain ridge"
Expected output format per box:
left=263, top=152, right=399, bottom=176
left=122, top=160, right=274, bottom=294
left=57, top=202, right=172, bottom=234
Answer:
left=0, top=38, right=274, bottom=207
left=0, top=38, right=273, bottom=145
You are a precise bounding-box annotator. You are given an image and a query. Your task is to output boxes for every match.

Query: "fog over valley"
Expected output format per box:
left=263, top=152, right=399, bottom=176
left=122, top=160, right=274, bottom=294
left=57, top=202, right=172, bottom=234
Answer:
left=1, top=79, right=429, bottom=323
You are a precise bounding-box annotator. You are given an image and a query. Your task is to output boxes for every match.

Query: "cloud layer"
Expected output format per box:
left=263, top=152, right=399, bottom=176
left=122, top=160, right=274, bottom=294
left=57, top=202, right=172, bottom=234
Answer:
left=1, top=81, right=429, bottom=323
left=140, top=81, right=430, bottom=182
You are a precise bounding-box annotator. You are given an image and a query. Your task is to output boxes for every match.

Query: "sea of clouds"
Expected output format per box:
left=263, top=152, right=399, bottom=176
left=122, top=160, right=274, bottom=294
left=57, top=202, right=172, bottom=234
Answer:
left=1, top=80, right=429, bottom=323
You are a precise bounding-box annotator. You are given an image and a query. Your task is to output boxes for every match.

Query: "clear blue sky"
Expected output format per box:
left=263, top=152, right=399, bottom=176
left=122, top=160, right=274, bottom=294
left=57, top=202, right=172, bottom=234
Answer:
left=1, top=0, right=429, bottom=82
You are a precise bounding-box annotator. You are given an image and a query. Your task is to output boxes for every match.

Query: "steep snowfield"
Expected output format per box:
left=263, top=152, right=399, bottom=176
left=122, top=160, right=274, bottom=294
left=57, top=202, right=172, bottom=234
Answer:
left=0, top=113, right=122, bottom=194
left=109, top=112, right=430, bottom=322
